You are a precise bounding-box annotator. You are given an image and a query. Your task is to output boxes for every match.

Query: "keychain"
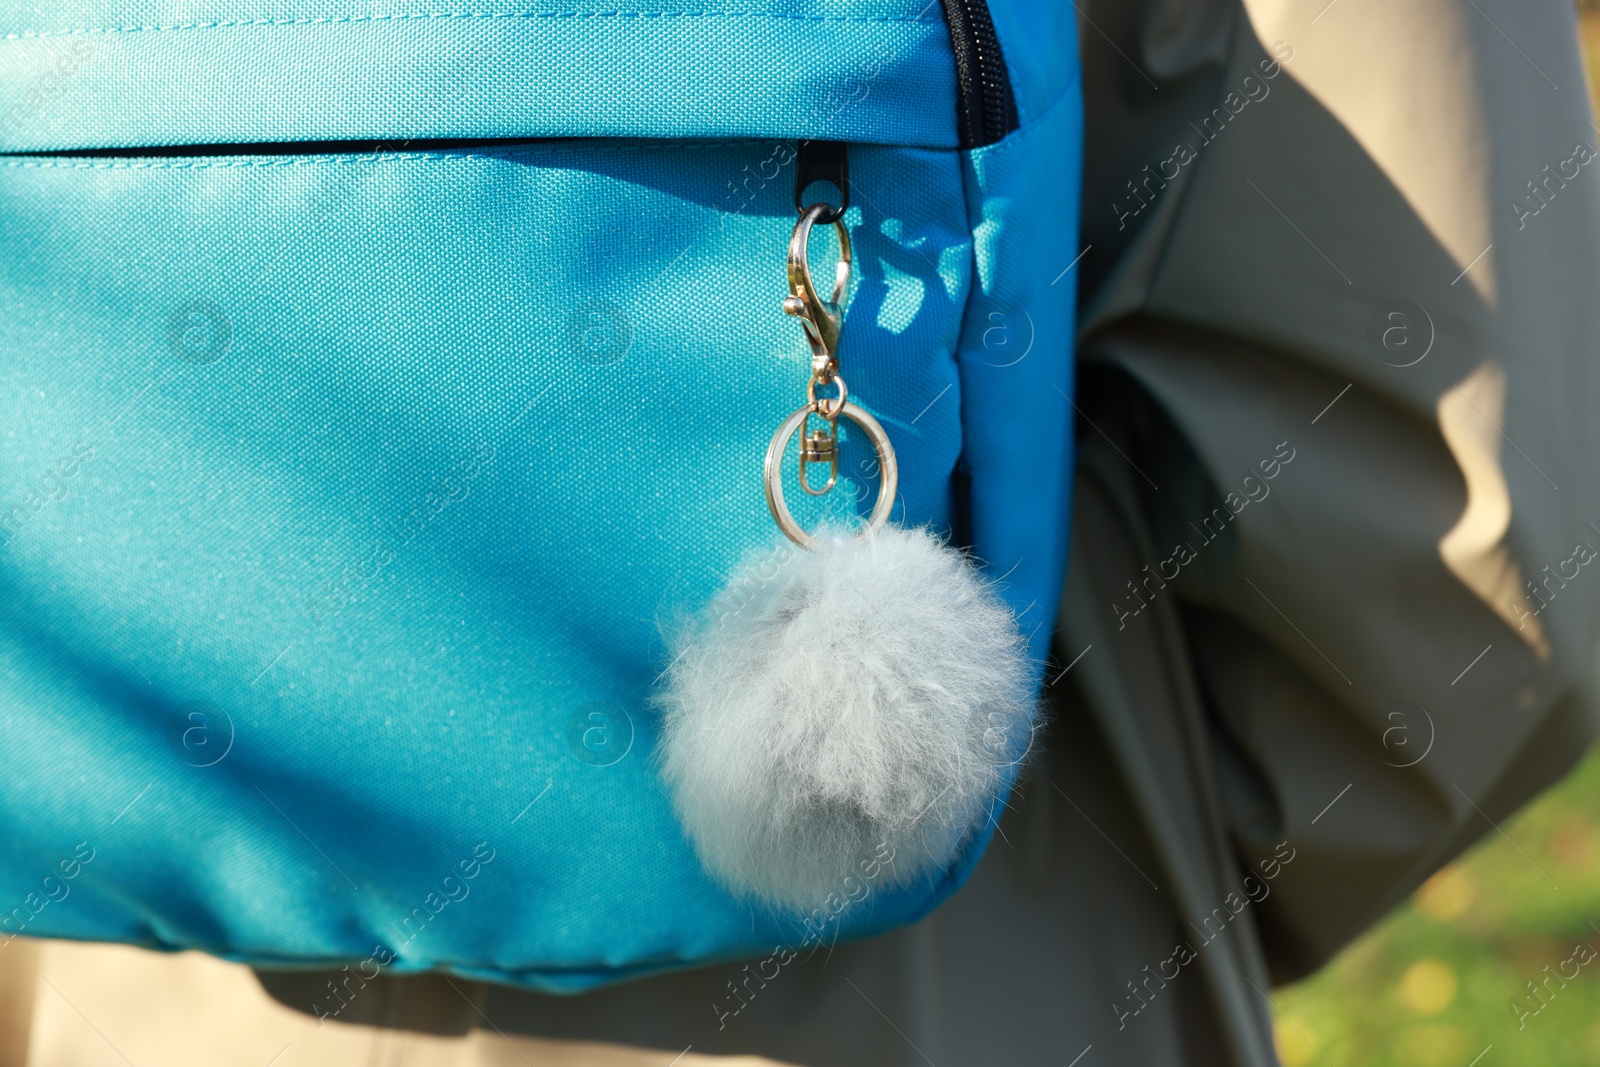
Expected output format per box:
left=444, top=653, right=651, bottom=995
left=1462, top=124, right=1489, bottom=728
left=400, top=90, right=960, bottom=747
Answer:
left=655, top=189, right=1033, bottom=913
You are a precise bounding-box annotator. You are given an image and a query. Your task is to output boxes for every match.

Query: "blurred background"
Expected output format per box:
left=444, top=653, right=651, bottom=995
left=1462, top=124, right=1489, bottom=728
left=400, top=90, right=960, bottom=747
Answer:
left=1265, top=15, right=1600, bottom=1065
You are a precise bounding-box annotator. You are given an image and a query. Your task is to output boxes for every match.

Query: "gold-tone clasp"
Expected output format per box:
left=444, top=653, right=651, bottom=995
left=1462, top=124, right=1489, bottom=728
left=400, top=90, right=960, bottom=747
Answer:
left=764, top=400, right=899, bottom=550
left=797, top=372, right=848, bottom=495
left=798, top=416, right=838, bottom=496
left=764, top=198, right=898, bottom=550
left=783, top=204, right=852, bottom=380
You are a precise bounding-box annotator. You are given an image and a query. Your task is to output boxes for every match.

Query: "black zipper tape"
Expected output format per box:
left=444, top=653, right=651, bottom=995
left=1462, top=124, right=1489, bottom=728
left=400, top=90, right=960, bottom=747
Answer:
left=939, top=0, right=1019, bottom=149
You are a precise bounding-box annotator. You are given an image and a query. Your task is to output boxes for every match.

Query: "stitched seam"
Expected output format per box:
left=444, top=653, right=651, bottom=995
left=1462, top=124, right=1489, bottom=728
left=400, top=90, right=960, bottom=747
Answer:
left=0, top=138, right=782, bottom=166
left=1, top=8, right=943, bottom=41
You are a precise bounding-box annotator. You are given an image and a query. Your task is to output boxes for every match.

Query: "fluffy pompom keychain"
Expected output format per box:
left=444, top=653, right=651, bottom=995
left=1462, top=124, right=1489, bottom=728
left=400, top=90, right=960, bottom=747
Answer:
left=657, top=525, right=1033, bottom=910
left=655, top=203, right=1035, bottom=911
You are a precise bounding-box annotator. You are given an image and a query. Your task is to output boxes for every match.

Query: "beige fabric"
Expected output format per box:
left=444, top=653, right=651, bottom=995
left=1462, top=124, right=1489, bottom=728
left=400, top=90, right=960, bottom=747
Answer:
left=8, top=0, right=1600, bottom=1063
left=0, top=940, right=37, bottom=1067
left=7, top=940, right=796, bottom=1066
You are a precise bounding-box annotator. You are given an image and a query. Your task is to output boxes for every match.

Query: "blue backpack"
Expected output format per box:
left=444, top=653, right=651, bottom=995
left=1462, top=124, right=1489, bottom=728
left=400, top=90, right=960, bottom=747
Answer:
left=0, top=0, right=1081, bottom=994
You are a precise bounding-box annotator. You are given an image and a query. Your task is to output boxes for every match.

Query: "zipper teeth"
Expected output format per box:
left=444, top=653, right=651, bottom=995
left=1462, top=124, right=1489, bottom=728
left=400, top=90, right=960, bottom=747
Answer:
left=963, top=0, right=1010, bottom=143
left=941, top=0, right=1018, bottom=149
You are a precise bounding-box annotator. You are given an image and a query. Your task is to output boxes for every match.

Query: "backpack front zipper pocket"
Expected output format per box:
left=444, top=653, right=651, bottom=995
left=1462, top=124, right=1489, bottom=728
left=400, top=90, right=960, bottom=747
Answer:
left=0, top=132, right=976, bottom=986
left=0, top=0, right=1075, bottom=993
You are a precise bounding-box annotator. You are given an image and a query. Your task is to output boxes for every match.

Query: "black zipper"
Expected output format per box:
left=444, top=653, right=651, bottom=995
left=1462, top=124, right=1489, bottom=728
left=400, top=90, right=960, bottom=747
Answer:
left=795, top=0, right=1017, bottom=199
left=7, top=137, right=554, bottom=159
left=939, top=0, right=1019, bottom=149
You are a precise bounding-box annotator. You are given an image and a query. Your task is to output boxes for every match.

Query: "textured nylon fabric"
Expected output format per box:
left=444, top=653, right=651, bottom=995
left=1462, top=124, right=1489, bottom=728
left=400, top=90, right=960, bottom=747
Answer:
left=984, top=0, right=1080, bottom=132
left=0, top=1, right=957, bottom=152
left=0, top=0, right=1082, bottom=995
left=955, top=83, right=1082, bottom=690
left=0, top=138, right=985, bottom=990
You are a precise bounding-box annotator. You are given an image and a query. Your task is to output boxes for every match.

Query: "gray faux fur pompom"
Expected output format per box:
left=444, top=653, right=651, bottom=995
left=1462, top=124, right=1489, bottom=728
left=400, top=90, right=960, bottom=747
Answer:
left=655, top=524, right=1035, bottom=912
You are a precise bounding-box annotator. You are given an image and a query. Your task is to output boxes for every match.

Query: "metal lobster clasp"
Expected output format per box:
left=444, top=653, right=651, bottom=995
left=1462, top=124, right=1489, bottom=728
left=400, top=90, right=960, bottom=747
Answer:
left=782, top=204, right=853, bottom=379
left=764, top=196, right=897, bottom=550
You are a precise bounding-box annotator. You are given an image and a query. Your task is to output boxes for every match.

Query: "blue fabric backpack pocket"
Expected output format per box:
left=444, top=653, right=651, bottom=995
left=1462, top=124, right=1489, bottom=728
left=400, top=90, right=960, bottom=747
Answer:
left=0, top=0, right=1081, bottom=992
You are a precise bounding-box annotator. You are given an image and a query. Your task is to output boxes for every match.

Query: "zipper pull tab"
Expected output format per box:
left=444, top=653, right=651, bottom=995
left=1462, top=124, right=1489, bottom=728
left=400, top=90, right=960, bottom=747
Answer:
left=793, top=140, right=849, bottom=225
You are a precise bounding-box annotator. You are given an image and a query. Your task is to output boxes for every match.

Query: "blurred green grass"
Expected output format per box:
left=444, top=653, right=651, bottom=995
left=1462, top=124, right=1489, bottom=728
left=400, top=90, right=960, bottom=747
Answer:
left=1270, top=745, right=1600, bottom=1065
left=1267, top=18, right=1600, bottom=1064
